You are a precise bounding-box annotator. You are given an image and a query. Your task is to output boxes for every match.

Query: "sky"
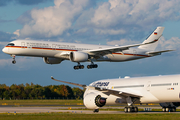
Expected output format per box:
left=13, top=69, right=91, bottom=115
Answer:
left=1, top=0, right=180, bottom=87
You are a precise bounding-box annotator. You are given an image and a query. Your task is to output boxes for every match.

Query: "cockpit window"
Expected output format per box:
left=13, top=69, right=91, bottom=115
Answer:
left=7, top=43, right=15, bottom=46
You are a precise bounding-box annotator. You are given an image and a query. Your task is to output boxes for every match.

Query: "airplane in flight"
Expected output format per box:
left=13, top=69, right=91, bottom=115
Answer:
left=51, top=74, right=180, bottom=113
left=2, top=27, right=173, bottom=70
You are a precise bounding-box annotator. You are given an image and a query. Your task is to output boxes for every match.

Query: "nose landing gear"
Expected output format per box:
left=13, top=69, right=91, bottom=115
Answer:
left=11, top=55, right=16, bottom=64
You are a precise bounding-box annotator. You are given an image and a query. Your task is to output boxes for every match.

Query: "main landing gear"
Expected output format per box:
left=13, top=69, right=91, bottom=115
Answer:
left=11, top=55, right=16, bottom=64
left=93, top=109, right=99, bottom=113
left=74, top=62, right=84, bottom=70
left=73, top=61, right=98, bottom=70
left=87, top=61, right=98, bottom=69
left=162, top=107, right=176, bottom=112
left=124, top=106, right=138, bottom=113
left=124, top=96, right=138, bottom=113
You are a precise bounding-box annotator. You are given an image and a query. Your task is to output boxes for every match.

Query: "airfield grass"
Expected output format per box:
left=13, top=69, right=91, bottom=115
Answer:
left=0, top=112, right=180, bottom=120
left=0, top=99, right=83, bottom=106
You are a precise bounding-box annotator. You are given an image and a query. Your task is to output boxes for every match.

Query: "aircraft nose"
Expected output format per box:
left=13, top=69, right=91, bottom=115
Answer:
left=2, top=47, right=7, bottom=53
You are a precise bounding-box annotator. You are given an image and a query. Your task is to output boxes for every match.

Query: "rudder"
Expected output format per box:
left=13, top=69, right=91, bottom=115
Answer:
left=138, top=27, right=165, bottom=51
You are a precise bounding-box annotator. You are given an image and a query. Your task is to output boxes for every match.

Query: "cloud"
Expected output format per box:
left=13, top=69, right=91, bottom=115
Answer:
left=16, top=0, right=180, bottom=43
left=107, top=39, right=139, bottom=45
left=19, top=0, right=91, bottom=39
left=0, top=59, right=11, bottom=67
left=0, top=31, right=17, bottom=41
left=158, top=36, right=180, bottom=50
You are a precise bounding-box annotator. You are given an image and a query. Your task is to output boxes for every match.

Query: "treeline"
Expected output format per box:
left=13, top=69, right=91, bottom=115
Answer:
left=0, top=83, right=84, bottom=100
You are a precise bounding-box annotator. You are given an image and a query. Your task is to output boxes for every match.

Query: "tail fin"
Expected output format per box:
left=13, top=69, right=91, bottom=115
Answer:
left=138, top=27, right=165, bottom=51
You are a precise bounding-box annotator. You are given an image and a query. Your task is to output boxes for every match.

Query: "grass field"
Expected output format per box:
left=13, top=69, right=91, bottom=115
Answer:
left=1, top=100, right=180, bottom=119
left=0, top=99, right=84, bottom=106
left=0, top=112, right=180, bottom=120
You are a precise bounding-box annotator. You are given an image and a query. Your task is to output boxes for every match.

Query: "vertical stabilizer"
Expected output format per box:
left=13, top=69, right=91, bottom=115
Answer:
left=138, top=27, right=165, bottom=51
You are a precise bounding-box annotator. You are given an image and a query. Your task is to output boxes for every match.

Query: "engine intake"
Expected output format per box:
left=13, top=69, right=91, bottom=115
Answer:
left=95, top=95, right=106, bottom=107
left=70, top=52, right=89, bottom=62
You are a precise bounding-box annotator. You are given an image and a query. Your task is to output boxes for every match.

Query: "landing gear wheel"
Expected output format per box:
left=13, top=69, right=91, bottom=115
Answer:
left=74, top=64, right=84, bottom=70
left=166, top=108, right=169, bottom=112
left=127, top=107, right=132, bottom=112
left=93, top=109, right=99, bottom=113
left=80, top=65, right=84, bottom=69
left=12, top=60, right=16, bottom=64
left=172, top=107, right=176, bottom=112
left=162, top=107, right=166, bottom=112
left=124, top=106, right=138, bottom=113
left=87, top=64, right=98, bottom=69
left=134, top=107, right=138, bottom=112
left=124, top=107, right=128, bottom=113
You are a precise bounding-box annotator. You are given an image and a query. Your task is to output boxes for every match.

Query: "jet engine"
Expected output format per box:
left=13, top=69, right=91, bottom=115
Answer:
left=43, top=57, right=63, bottom=64
left=83, top=92, right=106, bottom=109
left=69, top=52, right=89, bottom=62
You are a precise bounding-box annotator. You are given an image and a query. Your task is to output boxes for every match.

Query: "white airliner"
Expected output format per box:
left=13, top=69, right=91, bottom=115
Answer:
left=2, top=27, right=172, bottom=70
left=51, top=74, right=180, bottom=113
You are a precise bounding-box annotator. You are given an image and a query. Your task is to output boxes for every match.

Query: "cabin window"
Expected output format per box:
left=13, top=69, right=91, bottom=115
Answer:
left=7, top=43, right=15, bottom=46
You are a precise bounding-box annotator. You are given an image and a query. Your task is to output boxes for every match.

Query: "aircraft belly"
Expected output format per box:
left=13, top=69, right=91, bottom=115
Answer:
left=150, top=88, right=180, bottom=102
left=106, top=54, right=144, bottom=62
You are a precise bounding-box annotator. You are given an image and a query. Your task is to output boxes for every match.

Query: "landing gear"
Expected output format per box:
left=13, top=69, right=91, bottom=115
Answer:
left=11, top=55, right=16, bottom=64
left=162, top=107, right=176, bottom=112
left=87, top=64, right=98, bottom=69
left=93, top=109, right=99, bottom=113
left=124, top=96, right=138, bottom=113
left=87, top=61, right=98, bottom=69
left=74, top=62, right=84, bottom=70
left=124, top=106, right=138, bottom=113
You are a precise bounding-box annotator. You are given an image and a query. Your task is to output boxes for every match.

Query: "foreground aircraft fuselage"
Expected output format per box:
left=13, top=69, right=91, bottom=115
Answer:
left=52, top=74, right=180, bottom=113
left=2, top=27, right=172, bottom=70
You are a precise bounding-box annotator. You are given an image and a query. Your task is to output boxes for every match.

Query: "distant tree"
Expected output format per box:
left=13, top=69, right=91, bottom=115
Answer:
left=72, top=87, right=84, bottom=99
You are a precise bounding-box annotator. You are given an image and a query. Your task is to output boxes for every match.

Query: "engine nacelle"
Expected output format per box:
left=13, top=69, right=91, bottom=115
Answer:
left=43, top=57, right=63, bottom=64
left=69, top=51, right=89, bottom=62
left=83, top=92, right=106, bottom=109
left=159, top=102, right=180, bottom=108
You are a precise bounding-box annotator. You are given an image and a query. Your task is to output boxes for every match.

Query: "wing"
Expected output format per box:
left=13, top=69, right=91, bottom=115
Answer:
left=85, top=40, right=158, bottom=56
left=93, top=87, right=142, bottom=98
left=146, top=50, right=175, bottom=56
left=51, top=76, right=86, bottom=88
left=51, top=77, right=142, bottom=98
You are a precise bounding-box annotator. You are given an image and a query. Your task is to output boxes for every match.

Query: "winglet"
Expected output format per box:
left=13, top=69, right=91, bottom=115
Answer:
left=51, top=76, right=86, bottom=88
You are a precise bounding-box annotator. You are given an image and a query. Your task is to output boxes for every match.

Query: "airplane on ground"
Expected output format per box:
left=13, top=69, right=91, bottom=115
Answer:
left=2, top=27, right=173, bottom=70
left=51, top=74, right=180, bottom=113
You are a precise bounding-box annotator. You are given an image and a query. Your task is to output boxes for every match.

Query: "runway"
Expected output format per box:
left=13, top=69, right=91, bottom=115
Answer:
left=0, top=106, right=180, bottom=114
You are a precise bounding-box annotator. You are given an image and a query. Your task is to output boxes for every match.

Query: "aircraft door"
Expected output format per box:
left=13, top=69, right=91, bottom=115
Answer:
left=52, top=44, right=56, bottom=50
left=21, top=42, right=25, bottom=48
left=133, top=50, right=137, bottom=56
left=146, top=81, right=151, bottom=91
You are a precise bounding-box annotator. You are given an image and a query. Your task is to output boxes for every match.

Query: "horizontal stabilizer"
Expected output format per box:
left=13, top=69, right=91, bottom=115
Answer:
left=146, top=50, right=174, bottom=56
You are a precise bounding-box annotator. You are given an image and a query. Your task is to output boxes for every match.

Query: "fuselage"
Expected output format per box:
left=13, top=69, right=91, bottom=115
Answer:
left=2, top=40, right=150, bottom=62
left=86, top=74, right=180, bottom=105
